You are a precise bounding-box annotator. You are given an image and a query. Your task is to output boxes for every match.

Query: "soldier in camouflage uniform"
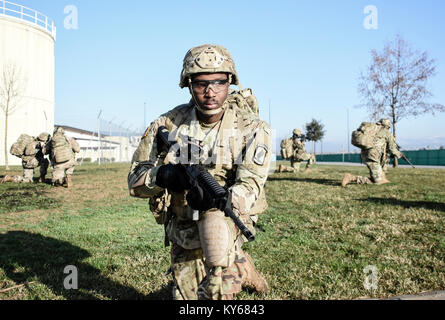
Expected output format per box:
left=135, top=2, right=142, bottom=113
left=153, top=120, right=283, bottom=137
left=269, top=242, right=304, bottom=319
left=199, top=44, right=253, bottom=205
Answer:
left=278, top=129, right=315, bottom=173
left=1, top=132, right=50, bottom=184
left=48, top=127, right=80, bottom=188
left=128, top=44, right=271, bottom=300
left=342, top=118, right=402, bottom=187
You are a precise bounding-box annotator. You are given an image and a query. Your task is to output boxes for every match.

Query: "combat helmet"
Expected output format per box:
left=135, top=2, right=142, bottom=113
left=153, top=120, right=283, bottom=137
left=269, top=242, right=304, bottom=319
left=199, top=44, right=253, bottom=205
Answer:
left=179, top=44, right=239, bottom=88
left=53, top=126, right=65, bottom=135
left=37, top=132, right=51, bottom=142
left=378, top=118, right=391, bottom=128
left=293, top=129, right=302, bottom=137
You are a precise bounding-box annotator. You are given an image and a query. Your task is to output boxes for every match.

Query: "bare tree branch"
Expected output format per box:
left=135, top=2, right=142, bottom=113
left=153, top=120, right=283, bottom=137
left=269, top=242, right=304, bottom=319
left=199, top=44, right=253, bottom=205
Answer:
left=0, top=62, right=27, bottom=170
left=357, top=35, right=444, bottom=142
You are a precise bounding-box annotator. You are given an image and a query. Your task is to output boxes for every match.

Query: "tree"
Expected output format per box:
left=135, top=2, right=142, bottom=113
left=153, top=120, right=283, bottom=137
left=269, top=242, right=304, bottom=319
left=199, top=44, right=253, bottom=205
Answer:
left=357, top=34, right=444, bottom=166
left=0, top=63, right=26, bottom=170
left=305, top=118, right=325, bottom=155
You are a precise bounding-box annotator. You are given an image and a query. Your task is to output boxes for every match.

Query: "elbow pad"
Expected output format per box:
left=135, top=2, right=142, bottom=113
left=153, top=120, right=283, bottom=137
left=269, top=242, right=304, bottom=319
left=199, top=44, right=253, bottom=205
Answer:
left=128, top=162, right=151, bottom=190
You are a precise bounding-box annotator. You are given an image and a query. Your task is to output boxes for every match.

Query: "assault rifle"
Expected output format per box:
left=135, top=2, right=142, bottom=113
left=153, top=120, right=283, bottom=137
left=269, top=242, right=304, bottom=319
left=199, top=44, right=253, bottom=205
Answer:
left=156, top=126, right=255, bottom=242
left=395, top=144, right=415, bottom=168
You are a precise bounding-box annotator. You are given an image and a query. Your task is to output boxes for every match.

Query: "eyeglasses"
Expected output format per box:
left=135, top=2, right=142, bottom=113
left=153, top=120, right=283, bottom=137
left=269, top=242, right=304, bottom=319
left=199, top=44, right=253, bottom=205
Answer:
left=190, top=79, right=229, bottom=94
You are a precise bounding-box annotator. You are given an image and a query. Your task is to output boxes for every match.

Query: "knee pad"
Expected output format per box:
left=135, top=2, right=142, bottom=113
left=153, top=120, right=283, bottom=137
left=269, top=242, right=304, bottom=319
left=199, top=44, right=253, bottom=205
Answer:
left=198, top=210, right=234, bottom=268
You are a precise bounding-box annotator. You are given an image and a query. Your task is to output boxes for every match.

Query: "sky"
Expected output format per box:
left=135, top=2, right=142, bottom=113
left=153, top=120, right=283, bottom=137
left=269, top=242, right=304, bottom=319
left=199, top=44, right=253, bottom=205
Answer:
left=8, top=0, right=445, bottom=153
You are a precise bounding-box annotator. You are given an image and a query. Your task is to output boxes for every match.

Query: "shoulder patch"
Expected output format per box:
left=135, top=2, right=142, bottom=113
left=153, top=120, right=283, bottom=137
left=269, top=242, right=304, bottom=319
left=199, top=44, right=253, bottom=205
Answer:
left=253, top=144, right=268, bottom=166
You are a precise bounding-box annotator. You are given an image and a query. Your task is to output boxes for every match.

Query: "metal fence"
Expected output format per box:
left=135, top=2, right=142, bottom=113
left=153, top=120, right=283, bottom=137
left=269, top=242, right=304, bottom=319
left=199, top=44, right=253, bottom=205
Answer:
left=315, top=149, right=445, bottom=166
left=68, top=114, right=143, bottom=165
left=0, top=0, right=56, bottom=39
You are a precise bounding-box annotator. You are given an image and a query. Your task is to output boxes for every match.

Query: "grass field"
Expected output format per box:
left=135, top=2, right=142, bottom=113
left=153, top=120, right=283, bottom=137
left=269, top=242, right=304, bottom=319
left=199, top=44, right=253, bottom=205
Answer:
left=0, top=161, right=444, bottom=300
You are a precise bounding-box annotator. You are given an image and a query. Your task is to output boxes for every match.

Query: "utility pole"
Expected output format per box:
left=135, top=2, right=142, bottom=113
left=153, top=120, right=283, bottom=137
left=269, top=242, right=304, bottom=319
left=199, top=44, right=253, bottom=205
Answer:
left=347, top=108, right=350, bottom=161
left=119, top=120, right=126, bottom=137
left=144, top=102, right=146, bottom=130
left=109, top=116, right=116, bottom=137
left=43, top=111, right=48, bottom=131
left=97, top=109, right=102, bottom=165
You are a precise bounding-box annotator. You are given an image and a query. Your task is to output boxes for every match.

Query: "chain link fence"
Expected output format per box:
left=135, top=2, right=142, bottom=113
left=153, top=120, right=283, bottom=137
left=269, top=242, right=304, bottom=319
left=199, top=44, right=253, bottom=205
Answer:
left=66, top=115, right=144, bottom=165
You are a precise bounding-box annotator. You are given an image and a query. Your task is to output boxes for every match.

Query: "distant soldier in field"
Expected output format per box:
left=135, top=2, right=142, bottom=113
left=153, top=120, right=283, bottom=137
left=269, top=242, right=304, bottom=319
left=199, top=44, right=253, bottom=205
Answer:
left=342, top=118, right=402, bottom=187
left=48, top=127, right=80, bottom=188
left=278, top=128, right=315, bottom=173
left=1, top=132, right=51, bottom=184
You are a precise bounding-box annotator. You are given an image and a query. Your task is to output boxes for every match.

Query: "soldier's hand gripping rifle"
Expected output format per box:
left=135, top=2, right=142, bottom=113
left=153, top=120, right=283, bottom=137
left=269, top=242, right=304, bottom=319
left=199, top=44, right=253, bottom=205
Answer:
left=396, top=144, right=415, bottom=168
left=156, top=126, right=255, bottom=242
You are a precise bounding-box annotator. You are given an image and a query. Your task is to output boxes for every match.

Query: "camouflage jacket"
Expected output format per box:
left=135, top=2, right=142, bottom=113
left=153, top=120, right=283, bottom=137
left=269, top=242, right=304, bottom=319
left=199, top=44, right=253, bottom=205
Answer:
left=362, top=128, right=402, bottom=162
left=129, top=101, right=272, bottom=249
left=292, top=138, right=306, bottom=157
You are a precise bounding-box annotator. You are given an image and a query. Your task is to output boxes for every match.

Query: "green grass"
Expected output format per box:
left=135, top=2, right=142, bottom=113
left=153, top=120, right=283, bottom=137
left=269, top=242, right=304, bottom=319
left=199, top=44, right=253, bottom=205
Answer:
left=0, top=162, right=444, bottom=299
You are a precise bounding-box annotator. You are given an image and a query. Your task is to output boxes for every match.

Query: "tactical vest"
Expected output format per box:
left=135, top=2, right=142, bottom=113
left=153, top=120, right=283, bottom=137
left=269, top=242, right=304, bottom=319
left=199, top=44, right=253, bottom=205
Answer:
left=51, top=134, right=73, bottom=163
left=280, top=138, right=293, bottom=159
left=160, top=92, right=268, bottom=218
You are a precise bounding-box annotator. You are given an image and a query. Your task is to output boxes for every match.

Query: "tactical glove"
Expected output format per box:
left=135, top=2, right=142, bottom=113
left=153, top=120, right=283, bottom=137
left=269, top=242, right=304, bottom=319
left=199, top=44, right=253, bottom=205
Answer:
left=186, top=184, right=216, bottom=212
left=156, top=163, right=191, bottom=192
left=187, top=184, right=233, bottom=214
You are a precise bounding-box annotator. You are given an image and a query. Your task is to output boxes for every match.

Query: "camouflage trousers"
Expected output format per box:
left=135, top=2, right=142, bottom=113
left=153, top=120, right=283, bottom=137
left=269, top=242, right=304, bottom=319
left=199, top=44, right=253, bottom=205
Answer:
left=280, top=153, right=315, bottom=172
left=170, top=240, right=253, bottom=300
left=170, top=213, right=255, bottom=300
left=357, top=160, right=384, bottom=184
left=14, top=159, right=49, bottom=183
left=52, top=158, right=76, bottom=185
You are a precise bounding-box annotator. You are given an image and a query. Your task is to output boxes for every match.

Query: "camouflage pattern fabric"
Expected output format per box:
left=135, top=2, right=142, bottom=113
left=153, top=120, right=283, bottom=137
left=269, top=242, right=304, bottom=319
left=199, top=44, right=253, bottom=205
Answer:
left=129, top=101, right=271, bottom=300
left=48, top=133, right=79, bottom=185
left=12, top=139, right=49, bottom=183
left=356, top=126, right=401, bottom=184
left=52, top=158, right=76, bottom=185
left=50, top=133, right=74, bottom=163
left=278, top=137, right=315, bottom=172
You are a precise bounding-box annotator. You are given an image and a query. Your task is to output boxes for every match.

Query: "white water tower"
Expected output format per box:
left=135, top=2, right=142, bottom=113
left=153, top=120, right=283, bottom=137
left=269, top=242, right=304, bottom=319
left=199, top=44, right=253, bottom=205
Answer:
left=0, top=1, right=55, bottom=166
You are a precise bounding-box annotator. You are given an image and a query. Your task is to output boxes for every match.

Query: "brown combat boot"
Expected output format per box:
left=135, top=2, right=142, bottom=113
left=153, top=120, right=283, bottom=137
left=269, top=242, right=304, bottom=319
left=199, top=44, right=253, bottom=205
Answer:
left=1, top=175, right=15, bottom=183
left=66, top=175, right=73, bottom=188
left=241, top=252, right=269, bottom=294
left=376, top=178, right=391, bottom=185
left=278, top=164, right=284, bottom=173
left=375, top=172, right=390, bottom=185
left=304, top=167, right=311, bottom=173
left=341, top=173, right=357, bottom=187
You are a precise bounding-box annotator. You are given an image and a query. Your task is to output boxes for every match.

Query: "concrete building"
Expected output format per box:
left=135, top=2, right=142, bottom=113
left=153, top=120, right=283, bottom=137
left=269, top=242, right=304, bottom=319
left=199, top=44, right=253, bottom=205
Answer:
left=0, top=1, right=55, bottom=166
left=60, top=125, right=139, bottom=163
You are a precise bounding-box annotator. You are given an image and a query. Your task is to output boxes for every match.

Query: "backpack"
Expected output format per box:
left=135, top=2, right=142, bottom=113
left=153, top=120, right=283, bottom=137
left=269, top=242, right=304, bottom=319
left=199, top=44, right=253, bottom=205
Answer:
left=227, top=88, right=259, bottom=116
left=24, top=140, right=40, bottom=156
left=51, top=133, right=73, bottom=163
left=351, top=122, right=381, bottom=149
left=280, top=138, right=293, bottom=159
left=10, top=134, right=34, bottom=158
